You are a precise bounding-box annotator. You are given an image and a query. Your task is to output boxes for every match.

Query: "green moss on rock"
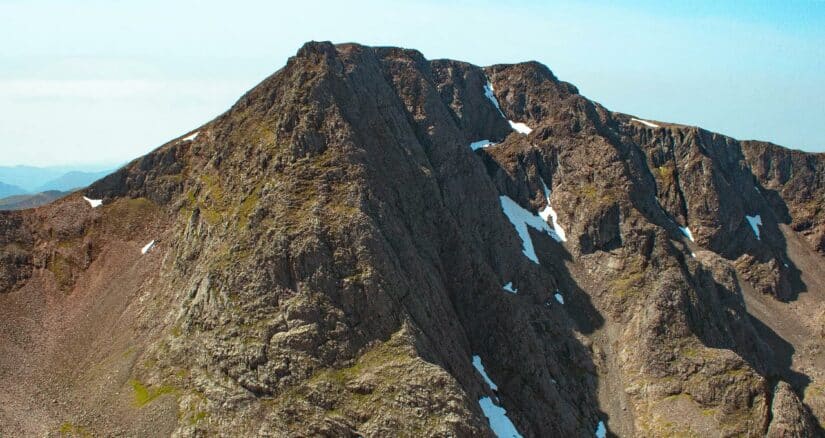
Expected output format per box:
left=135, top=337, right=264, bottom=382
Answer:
left=130, top=378, right=176, bottom=407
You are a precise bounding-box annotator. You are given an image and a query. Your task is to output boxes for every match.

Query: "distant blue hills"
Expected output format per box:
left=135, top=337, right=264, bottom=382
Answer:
left=0, top=181, right=27, bottom=198
left=0, top=164, right=119, bottom=195
left=35, top=169, right=115, bottom=192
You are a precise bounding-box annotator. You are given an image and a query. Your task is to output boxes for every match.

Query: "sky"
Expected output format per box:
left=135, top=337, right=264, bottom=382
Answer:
left=1, top=0, right=824, bottom=166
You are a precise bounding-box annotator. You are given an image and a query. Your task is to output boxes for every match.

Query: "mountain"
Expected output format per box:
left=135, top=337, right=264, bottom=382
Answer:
left=0, top=190, right=69, bottom=211
left=1, top=42, right=824, bottom=436
left=36, top=170, right=114, bottom=192
left=0, top=181, right=26, bottom=198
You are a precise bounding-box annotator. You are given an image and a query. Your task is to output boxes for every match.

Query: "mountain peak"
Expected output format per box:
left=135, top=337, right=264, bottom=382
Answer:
left=295, top=39, right=338, bottom=58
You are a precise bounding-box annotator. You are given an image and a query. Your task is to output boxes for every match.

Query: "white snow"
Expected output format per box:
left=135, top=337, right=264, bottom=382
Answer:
left=502, top=282, right=518, bottom=294
left=499, top=195, right=563, bottom=264
left=470, top=139, right=495, bottom=151
left=554, top=292, right=564, bottom=304
left=472, top=355, right=498, bottom=391
left=181, top=131, right=199, bottom=142
left=746, top=214, right=762, bottom=240
left=679, top=226, right=695, bottom=242
left=539, top=179, right=567, bottom=242
left=508, top=120, right=532, bottom=135
left=595, top=421, right=607, bottom=438
left=479, top=397, right=522, bottom=438
left=484, top=81, right=505, bottom=117
left=83, top=196, right=103, bottom=208
left=141, top=240, right=155, bottom=255
left=630, top=118, right=660, bottom=128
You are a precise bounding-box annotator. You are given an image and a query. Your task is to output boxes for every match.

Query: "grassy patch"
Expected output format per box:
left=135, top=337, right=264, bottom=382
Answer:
left=723, top=368, right=746, bottom=378
left=656, top=164, right=675, bottom=182
left=579, top=183, right=619, bottom=206
left=236, top=184, right=262, bottom=229
left=122, top=346, right=136, bottom=359
left=201, top=208, right=223, bottom=226
left=681, top=347, right=699, bottom=359
left=130, top=379, right=176, bottom=407
left=311, top=342, right=407, bottom=387
left=662, top=393, right=693, bottom=402
left=643, top=394, right=704, bottom=438
left=267, top=330, right=431, bottom=427
left=188, top=410, right=209, bottom=426
left=193, top=174, right=265, bottom=229
left=178, top=394, right=210, bottom=426
left=197, top=174, right=227, bottom=226
left=48, top=253, right=77, bottom=291
left=186, top=189, right=197, bottom=206
left=610, top=270, right=645, bottom=300
left=58, top=422, right=92, bottom=437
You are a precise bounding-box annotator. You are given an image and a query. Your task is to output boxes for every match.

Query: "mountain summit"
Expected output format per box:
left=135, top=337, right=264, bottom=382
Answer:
left=1, top=41, right=824, bottom=436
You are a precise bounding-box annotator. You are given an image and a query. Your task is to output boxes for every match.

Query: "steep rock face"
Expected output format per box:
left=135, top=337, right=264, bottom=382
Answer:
left=1, top=42, right=824, bottom=437
left=768, top=381, right=817, bottom=437
left=743, top=141, right=825, bottom=254
left=0, top=212, right=32, bottom=292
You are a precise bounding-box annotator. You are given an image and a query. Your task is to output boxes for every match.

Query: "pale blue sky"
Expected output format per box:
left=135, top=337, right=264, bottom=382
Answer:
left=1, top=0, right=823, bottom=166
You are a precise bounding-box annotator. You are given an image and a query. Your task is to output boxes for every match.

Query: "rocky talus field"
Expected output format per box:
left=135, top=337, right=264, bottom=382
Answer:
left=1, top=42, right=825, bottom=437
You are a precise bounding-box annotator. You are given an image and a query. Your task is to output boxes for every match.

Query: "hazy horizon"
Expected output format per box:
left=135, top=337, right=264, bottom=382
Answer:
left=2, top=0, right=824, bottom=166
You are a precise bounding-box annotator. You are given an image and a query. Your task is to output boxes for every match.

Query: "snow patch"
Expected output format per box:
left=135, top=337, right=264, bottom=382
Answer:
left=554, top=292, right=564, bottom=304
left=679, top=226, right=695, bottom=242
left=499, top=195, right=563, bottom=264
left=472, top=355, right=498, bottom=391
left=83, top=196, right=102, bottom=208
left=484, top=81, right=505, bottom=117
left=595, top=421, right=607, bottom=438
left=470, top=139, right=495, bottom=151
left=746, top=214, right=762, bottom=240
left=479, top=397, right=522, bottom=438
left=539, top=179, right=567, bottom=242
left=508, top=120, right=532, bottom=135
left=630, top=118, right=660, bottom=128
left=141, top=240, right=156, bottom=255
left=502, top=282, right=518, bottom=294
left=181, top=131, right=199, bottom=142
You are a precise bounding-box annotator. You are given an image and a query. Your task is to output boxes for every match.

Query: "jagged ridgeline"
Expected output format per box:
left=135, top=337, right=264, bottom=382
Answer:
left=1, top=41, right=825, bottom=437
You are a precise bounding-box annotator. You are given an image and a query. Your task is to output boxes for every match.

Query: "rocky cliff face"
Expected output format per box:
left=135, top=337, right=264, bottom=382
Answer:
left=2, top=42, right=824, bottom=437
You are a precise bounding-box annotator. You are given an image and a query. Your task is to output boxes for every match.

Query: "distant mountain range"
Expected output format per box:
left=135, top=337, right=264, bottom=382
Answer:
left=0, top=165, right=117, bottom=210
left=0, top=165, right=117, bottom=193
left=34, top=170, right=114, bottom=192
left=0, top=181, right=26, bottom=198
